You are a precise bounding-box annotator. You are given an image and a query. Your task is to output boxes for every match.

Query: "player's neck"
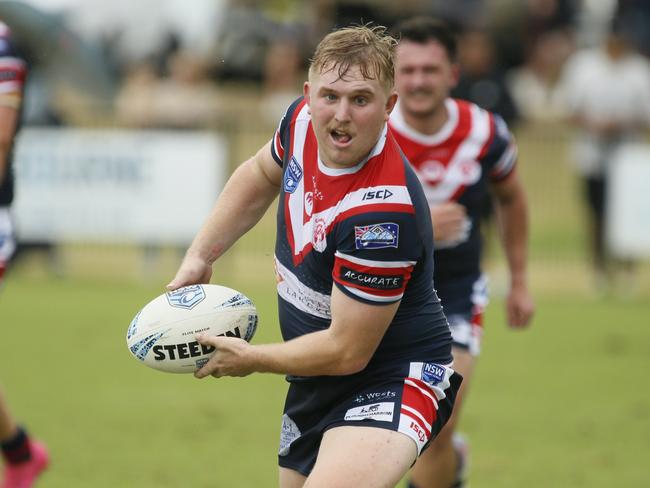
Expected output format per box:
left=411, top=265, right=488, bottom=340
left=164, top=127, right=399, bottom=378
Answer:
left=401, top=102, right=449, bottom=136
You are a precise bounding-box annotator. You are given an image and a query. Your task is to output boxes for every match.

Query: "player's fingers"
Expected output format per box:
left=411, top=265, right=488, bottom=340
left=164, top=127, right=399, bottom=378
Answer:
left=194, top=363, right=214, bottom=379
left=195, top=333, right=221, bottom=347
left=166, top=279, right=181, bottom=291
left=510, top=307, right=532, bottom=328
left=166, top=272, right=193, bottom=290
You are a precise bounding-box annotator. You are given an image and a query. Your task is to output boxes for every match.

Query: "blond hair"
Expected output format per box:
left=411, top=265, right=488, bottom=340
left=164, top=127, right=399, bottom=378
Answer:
left=309, top=24, right=397, bottom=92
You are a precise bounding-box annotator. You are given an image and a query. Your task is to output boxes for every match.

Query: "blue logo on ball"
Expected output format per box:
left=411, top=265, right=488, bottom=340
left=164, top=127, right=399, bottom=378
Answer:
left=166, top=285, right=206, bottom=310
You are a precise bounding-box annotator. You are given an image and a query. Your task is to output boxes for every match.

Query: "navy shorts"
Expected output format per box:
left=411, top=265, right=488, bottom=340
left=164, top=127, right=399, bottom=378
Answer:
left=436, top=273, right=489, bottom=356
left=278, top=361, right=462, bottom=476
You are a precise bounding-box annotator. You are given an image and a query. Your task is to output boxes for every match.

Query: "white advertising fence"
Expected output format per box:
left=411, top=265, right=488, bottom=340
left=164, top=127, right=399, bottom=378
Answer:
left=12, top=128, right=227, bottom=245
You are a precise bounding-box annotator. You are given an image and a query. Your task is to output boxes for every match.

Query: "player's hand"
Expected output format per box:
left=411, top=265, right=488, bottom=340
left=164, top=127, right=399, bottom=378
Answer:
left=167, top=255, right=213, bottom=291
left=194, top=334, right=255, bottom=379
left=431, top=202, right=470, bottom=247
left=506, top=284, right=534, bottom=329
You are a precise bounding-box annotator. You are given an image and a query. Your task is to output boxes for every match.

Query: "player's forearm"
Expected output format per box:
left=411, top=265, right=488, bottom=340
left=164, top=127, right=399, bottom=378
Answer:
left=248, top=329, right=369, bottom=377
left=496, top=192, right=529, bottom=288
left=186, top=157, right=279, bottom=264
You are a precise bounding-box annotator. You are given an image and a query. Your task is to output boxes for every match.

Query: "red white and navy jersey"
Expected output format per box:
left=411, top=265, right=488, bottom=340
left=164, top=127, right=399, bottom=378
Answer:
left=389, top=98, right=517, bottom=284
left=0, top=21, right=27, bottom=206
left=271, top=97, right=452, bottom=374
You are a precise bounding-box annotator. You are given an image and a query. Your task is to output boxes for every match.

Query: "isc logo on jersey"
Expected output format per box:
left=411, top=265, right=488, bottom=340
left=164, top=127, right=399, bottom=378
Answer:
left=361, top=189, right=394, bottom=200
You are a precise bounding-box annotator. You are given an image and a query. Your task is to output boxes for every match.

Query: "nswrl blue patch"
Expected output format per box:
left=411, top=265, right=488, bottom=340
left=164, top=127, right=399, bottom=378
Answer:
left=354, top=223, right=399, bottom=249
left=283, top=156, right=303, bottom=193
left=422, top=363, right=446, bottom=385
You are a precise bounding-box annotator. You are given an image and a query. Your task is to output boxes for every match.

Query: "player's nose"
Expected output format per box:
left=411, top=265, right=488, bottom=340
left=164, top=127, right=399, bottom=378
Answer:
left=334, top=99, right=352, bottom=122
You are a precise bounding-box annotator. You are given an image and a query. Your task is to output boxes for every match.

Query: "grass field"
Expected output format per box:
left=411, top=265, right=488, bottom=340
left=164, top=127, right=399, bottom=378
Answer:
left=2, top=123, right=650, bottom=487
left=2, top=268, right=649, bottom=487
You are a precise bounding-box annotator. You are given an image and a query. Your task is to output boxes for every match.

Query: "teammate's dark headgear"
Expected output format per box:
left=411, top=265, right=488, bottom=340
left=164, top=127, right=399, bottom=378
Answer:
left=391, top=17, right=458, bottom=63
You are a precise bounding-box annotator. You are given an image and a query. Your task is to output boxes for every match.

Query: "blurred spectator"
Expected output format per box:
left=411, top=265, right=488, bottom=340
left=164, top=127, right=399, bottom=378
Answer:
left=260, top=35, right=303, bottom=126
left=115, top=51, right=221, bottom=129
left=452, top=27, right=519, bottom=126
left=214, top=0, right=281, bottom=83
left=559, top=21, right=650, bottom=289
left=491, top=0, right=578, bottom=71
left=507, top=29, right=574, bottom=122
left=615, top=0, right=650, bottom=57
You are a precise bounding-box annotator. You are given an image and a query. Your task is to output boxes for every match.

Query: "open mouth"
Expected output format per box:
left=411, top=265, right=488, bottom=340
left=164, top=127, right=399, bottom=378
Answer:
left=330, top=128, right=352, bottom=146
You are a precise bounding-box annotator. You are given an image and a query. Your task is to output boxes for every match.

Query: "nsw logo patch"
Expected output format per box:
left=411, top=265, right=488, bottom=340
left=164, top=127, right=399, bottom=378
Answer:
left=354, top=223, right=399, bottom=249
left=422, top=362, right=446, bottom=385
left=283, top=156, right=303, bottom=193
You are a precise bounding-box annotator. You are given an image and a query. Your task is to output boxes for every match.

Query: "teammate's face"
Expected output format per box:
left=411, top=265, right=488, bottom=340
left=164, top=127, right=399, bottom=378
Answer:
left=394, top=40, right=459, bottom=117
left=305, top=65, right=397, bottom=168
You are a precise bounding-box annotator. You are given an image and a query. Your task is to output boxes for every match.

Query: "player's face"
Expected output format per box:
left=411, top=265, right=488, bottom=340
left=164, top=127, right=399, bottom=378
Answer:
left=305, top=65, right=397, bottom=168
left=394, top=40, right=458, bottom=117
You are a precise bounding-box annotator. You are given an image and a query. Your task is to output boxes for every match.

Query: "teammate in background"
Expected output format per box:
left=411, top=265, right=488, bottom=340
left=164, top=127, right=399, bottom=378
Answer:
left=0, top=20, right=50, bottom=488
left=168, top=25, right=461, bottom=487
left=389, top=17, right=535, bottom=488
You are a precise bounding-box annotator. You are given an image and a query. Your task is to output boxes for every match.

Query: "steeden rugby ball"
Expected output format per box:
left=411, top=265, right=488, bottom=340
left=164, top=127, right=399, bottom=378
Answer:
left=126, top=284, right=258, bottom=373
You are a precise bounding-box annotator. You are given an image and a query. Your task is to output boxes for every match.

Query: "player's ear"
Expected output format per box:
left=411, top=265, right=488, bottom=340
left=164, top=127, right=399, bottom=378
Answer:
left=303, top=81, right=311, bottom=104
left=384, top=91, right=398, bottom=120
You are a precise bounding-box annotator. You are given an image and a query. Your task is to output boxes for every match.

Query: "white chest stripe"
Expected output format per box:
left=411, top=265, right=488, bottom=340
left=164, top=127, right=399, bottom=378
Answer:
left=286, top=106, right=311, bottom=254
left=275, top=256, right=332, bottom=319
left=419, top=104, right=491, bottom=204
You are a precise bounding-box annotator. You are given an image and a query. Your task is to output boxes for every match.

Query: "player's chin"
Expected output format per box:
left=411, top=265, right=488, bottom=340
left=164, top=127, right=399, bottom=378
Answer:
left=403, top=98, right=438, bottom=115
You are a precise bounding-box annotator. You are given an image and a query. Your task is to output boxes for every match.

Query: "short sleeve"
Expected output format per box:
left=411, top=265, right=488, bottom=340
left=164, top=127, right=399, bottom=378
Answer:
left=332, top=211, right=420, bottom=304
left=484, top=114, right=517, bottom=181
left=271, top=97, right=304, bottom=167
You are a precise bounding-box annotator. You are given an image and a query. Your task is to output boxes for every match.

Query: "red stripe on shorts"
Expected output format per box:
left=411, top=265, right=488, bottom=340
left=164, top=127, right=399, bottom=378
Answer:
left=400, top=379, right=438, bottom=436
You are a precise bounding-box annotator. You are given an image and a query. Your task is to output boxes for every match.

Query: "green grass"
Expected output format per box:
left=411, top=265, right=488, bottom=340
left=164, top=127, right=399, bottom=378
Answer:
left=2, top=123, right=650, bottom=486
left=2, top=269, right=649, bottom=487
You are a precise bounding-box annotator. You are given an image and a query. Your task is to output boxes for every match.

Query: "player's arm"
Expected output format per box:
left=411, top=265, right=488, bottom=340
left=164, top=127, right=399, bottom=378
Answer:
left=168, top=140, right=282, bottom=289
left=490, top=170, right=535, bottom=328
left=0, top=101, right=20, bottom=187
left=195, top=286, right=400, bottom=378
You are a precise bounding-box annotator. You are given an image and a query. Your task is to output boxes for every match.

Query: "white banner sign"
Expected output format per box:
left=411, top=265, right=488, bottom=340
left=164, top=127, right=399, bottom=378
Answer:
left=12, top=128, right=227, bottom=245
left=607, top=143, right=650, bottom=258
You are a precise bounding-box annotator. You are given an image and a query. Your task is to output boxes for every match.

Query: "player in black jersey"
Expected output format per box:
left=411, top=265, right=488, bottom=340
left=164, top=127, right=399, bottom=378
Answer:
left=169, top=24, right=461, bottom=487
left=0, top=19, right=50, bottom=488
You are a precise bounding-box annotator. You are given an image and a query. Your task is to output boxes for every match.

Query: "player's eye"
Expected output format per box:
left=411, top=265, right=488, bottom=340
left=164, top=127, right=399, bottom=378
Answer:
left=324, top=93, right=337, bottom=102
left=354, top=96, right=368, bottom=106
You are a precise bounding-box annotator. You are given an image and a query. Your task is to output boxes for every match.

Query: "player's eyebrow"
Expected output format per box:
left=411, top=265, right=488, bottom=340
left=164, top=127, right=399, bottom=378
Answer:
left=319, top=86, right=375, bottom=97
